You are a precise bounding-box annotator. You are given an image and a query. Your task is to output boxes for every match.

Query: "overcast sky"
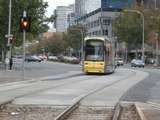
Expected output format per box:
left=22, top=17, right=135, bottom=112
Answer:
left=44, top=0, right=75, bottom=17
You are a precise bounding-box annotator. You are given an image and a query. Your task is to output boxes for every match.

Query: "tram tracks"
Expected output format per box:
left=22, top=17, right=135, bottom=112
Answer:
left=0, top=69, right=145, bottom=120
left=0, top=74, right=102, bottom=107
left=54, top=71, right=137, bottom=120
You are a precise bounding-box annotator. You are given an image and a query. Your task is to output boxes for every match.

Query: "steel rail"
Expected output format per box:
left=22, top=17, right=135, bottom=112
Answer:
left=55, top=71, right=136, bottom=120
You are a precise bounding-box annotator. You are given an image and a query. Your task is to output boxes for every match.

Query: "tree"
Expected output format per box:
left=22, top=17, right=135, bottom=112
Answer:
left=28, top=33, right=67, bottom=56
left=46, top=33, right=67, bottom=55
left=11, top=0, right=49, bottom=45
left=144, top=9, right=160, bottom=44
left=143, top=9, right=160, bottom=64
left=0, top=0, right=54, bottom=61
left=0, top=0, right=51, bottom=61
left=113, top=12, right=144, bottom=50
left=66, top=25, right=86, bottom=54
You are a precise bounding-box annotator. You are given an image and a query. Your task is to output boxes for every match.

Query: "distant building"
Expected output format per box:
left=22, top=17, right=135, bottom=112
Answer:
left=75, top=0, right=133, bottom=18
left=75, top=0, right=101, bottom=18
left=54, top=4, right=75, bottom=32
left=43, top=32, right=56, bottom=40
left=67, top=12, right=76, bottom=27
left=144, top=0, right=160, bottom=9
left=75, top=0, right=134, bottom=37
left=136, top=0, right=160, bottom=8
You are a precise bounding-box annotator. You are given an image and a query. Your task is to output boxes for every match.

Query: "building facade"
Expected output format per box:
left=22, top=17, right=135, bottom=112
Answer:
left=143, top=0, right=160, bottom=9
left=54, top=4, right=74, bottom=32
left=75, top=0, right=101, bottom=18
left=136, top=0, right=160, bottom=8
left=75, top=0, right=134, bottom=37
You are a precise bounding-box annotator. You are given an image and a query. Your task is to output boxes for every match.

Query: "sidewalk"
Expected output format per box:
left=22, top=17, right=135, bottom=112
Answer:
left=0, top=70, right=24, bottom=84
left=145, top=64, right=160, bottom=69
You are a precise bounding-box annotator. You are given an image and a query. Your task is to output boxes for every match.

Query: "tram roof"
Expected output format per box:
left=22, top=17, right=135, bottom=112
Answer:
left=84, top=36, right=111, bottom=42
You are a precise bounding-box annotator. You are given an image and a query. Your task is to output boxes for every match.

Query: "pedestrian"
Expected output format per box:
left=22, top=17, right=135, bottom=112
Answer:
left=9, top=57, right=13, bottom=70
left=5, top=57, right=9, bottom=70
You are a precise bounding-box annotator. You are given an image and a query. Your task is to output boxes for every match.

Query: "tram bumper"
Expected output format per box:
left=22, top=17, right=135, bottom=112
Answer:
left=84, top=61, right=105, bottom=73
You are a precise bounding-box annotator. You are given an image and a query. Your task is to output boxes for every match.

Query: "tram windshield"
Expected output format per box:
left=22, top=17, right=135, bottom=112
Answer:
left=85, top=40, right=104, bottom=61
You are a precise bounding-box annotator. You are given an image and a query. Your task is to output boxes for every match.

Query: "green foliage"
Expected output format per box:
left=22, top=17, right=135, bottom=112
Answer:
left=46, top=33, right=67, bottom=55
left=28, top=25, right=86, bottom=56
left=113, top=12, right=143, bottom=50
left=28, top=33, right=67, bottom=55
left=66, top=25, right=85, bottom=51
left=144, top=9, right=160, bottom=41
left=0, top=1, right=9, bottom=48
left=0, top=0, right=50, bottom=48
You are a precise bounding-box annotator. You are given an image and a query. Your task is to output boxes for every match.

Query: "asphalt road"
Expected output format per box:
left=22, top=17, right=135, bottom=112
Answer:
left=0, top=61, right=82, bottom=84
left=1, top=62, right=160, bottom=105
left=121, top=65, right=160, bottom=104
left=0, top=67, right=148, bottom=107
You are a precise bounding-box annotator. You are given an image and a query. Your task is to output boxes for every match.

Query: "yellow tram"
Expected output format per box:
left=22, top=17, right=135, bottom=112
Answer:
left=82, top=36, right=115, bottom=74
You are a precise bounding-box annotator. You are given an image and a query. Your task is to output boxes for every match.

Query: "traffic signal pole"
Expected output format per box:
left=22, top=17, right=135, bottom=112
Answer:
left=6, top=0, right=12, bottom=70
left=22, top=11, right=27, bottom=80
left=22, top=29, right=26, bottom=80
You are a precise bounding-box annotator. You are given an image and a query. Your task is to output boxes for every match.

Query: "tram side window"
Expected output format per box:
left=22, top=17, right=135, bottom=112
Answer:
left=106, top=47, right=110, bottom=61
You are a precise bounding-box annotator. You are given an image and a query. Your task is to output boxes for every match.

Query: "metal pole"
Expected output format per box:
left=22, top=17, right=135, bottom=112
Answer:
left=142, top=13, right=145, bottom=62
left=155, top=0, right=159, bottom=66
left=22, top=30, right=26, bottom=80
left=80, top=30, right=83, bottom=61
left=154, top=0, right=157, bottom=9
left=156, top=37, right=159, bottom=65
left=8, top=0, right=12, bottom=46
left=100, top=7, right=103, bottom=36
left=6, top=0, right=12, bottom=70
left=22, top=11, right=27, bottom=80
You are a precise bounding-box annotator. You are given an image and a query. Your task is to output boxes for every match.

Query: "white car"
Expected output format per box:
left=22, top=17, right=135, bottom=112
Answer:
left=115, top=58, right=124, bottom=66
left=48, top=56, right=58, bottom=61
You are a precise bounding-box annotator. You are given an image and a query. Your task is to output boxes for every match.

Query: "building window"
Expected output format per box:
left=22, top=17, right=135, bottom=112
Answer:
left=103, top=19, right=110, bottom=25
left=103, top=29, right=108, bottom=35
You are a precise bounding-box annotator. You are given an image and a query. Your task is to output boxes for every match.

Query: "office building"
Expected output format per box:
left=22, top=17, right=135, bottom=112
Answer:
left=75, top=0, right=133, bottom=18
left=54, top=4, right=74, bottom=32
left=75, top=0, right=134, bottom=37
left=75, top=0, right=101, bottom=18
left=67, top=12, right=76, bottom=27
left=144, top=0, right=160, bottom=8
left=136, top=0, right=160, bottom=8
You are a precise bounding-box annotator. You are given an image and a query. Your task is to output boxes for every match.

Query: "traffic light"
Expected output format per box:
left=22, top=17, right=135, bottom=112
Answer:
left=20, top=16, right=30, bottom=32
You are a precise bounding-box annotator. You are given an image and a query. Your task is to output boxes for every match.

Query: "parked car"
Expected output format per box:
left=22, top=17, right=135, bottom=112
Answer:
left=25, top=56, right=41, bottom=62
left=48, top=56, right=58, bottom=61
left=38, top=55, right=47, bottom=61
left=145, top=58, right=155, bottom=64
left=115, top=58, right=124, bottom=66
left=63, top=56, right=80, bottom=64
left=131, top=59, right=145, bottom=67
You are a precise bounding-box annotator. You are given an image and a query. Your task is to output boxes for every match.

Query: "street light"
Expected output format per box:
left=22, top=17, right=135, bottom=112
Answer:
left=6, top=0, right=12, bottom=70
left=123, top=9, right=145, bottom=62
left=154, top=0, right=157, bottom=9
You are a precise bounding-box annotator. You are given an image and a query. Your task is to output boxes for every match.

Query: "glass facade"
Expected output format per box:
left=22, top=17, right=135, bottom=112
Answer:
left=85, top=0, right=101, bottom=14
left=75, top=0, right=101, bottom=17
left=101, top=0, right=133, bottom=9
left=75, top=0, right=133, bottom=18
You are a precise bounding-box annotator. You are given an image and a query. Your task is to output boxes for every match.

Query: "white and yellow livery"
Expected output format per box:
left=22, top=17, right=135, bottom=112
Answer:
left=82, top=36, right=115, bottom=74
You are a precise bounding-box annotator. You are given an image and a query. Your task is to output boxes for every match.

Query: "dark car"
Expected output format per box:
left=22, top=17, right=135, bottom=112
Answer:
left=131, top=59, right=145, bottom=68
left=25, top=56, right=41, bottom=62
